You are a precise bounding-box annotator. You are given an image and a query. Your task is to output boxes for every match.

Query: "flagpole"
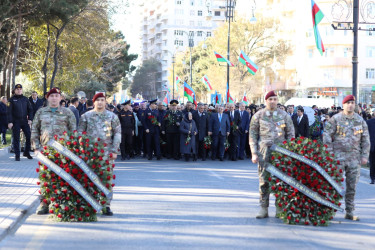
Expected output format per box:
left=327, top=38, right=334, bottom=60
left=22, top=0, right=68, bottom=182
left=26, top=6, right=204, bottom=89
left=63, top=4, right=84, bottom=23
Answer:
left=352, top=0, right=359, bottom=100
left=172, top=54, right=175, bottom=100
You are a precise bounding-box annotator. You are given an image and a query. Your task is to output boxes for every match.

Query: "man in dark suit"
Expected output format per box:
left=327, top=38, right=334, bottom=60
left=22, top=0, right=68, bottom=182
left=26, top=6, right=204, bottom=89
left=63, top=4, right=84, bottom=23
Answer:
left=143, top=99, right=162, bottom=160
left=287, top=105, right=295, bottom=119
left=29, top=91, right=43, bottom=118
left=162, top=100, right=182, bottom=160
left=68, top=97, right=80, bottom=127
left=226, top=103, right=241, bottom=161
left=208, top=105, right=230, bottom=161
left=366, top=115, right=375, bottom=184
left=237, top=102, right=250, bottom=160
left=193, top=103, right=209, bottom=161
left=293, top=106, right=309, bottom=137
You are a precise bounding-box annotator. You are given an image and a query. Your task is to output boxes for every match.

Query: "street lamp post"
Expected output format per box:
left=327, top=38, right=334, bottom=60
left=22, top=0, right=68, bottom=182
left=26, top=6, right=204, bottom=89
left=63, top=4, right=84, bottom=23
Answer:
left=331, top=0, right=375, bottom=102
left=172, top=54, right=175, bottom=99
left=226, top=0, right=236, bottom=92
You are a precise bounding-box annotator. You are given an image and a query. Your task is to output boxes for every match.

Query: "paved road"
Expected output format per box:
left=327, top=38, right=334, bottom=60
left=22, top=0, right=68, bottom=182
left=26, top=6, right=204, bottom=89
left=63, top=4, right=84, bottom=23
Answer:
left=0, top=158, right=375, bottom=250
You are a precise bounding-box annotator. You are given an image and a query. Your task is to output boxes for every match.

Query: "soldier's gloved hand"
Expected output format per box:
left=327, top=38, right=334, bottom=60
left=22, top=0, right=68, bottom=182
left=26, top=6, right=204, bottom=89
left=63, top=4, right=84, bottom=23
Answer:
left=208, top=132, right=212, bottom=136
left=132, top=131, right=134, bottom=136
left=245, top=130, right=248, bottom=133
left=176, top=122, right=180, bottom=126
left=28, top=120, right=32, bottom=126
left=8, top=123, right=13, bottom=129
left=361, top=157, right=368, bottom=165
left=146, top=129, right=149, bottom=133
left=252, top=154, right=259, bottom=164
left=161, top=131, right=165, bottom=134
left=194, top=132, right=197, bottom=135
left=227, top=132, right=230, bottom=136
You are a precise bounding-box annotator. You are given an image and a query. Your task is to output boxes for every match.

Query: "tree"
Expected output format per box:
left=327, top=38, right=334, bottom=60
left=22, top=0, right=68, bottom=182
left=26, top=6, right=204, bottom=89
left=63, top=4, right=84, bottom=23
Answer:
left=130, top=58, right=161, bottom=100
left=170, top=16, right=292, bottom=103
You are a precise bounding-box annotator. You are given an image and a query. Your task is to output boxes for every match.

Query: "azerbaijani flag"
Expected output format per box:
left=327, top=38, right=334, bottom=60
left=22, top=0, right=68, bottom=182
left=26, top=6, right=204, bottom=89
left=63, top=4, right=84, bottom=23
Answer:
left=175, top=76, right=181, bottom=90
left=214, top=51, right=234, bottom=66
left=214, top=90, right=219, bottom=104
left=201, top=75, right=213, bottom=91
left=311, top=0, right=325, bottom=55
left=162, top=93, right=168, bottom=106
left=184, top=82, right=195, bottom=103
left=239, top=50, right=258, bottom=75
left=226, top=83, right=234, bottom=103
left=242, top=92, right=249, bottom=105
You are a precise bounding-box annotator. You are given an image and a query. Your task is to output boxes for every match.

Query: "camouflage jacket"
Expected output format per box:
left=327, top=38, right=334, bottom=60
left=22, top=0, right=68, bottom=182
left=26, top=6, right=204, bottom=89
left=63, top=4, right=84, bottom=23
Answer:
left=31, top=106, right=77, bottom=149
left=323, top=112, right=370, bottom=159
left=250, top=108, right=295, bottom=155
left=78, top=109, right=121, bottom=154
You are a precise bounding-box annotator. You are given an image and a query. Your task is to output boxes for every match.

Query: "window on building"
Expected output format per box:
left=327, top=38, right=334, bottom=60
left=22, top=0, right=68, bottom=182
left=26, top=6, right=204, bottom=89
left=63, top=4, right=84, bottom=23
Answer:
left=325, top=26, right=334, bottom=36
left=214, top=11, right=221, bottom=16
left=207, top=32, right=212, bottom=37
left=191, top=0, right=194, bottom=6
left=324, top=48, right=334, bottom=57
left=198, top=10, right=202, bottom=16
left=307, top=28, right=313, bottom=37
left=176, top=0, right=182, bottom=4
left=308, top=49, right=313, bottom=58
left=190, top=20, right=194, bottom=26
left=190, top=10, right=195, bottom=16
left=366, top=46, right=375, bottom=57
left=367, top=25, right=375, bottom=36
left=343, top=47, right=351, bottom=57
left=174, top=40, right=184, bottom=46
left=175, top=9, right=184, bottom=15
left=175, top=19, right=184, bottom=25
left=197, top=21, right=202, bottom=26
left=366, top=68, right=375, bottom=79
left=197, top=31, right=203, bottom=36
left=189, top=31, right=194, bottom=37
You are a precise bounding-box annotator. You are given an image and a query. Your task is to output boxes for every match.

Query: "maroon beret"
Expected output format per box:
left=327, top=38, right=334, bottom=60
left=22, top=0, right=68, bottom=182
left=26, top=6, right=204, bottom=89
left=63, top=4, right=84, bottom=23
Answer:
left=265, top=91, right=277, bottom=100
left=92, top=93, right=106, bottom=103
left=46, top=88, right=61, bottom=98
left=342, top=95, right=355, bottom=104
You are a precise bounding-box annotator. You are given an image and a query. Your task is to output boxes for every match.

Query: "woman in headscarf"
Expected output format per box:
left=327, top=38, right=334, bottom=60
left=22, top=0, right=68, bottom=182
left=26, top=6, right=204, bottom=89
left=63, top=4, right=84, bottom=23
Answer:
left=179, top=111, right=198, bottom=161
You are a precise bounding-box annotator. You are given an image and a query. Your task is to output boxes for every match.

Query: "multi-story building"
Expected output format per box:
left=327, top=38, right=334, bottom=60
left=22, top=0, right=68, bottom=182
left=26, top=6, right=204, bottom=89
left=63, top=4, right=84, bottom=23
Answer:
left=139, top=0, right=226, bottom=99
left=247, top=0, right=375, bottom=105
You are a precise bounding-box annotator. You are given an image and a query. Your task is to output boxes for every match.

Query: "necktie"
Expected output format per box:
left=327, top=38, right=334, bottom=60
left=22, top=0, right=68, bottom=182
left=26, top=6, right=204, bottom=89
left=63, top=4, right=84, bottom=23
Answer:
left=298, top=116, right=301, bottom=124
left=231, top=112, right=234, bottom=119
left=219, top=114, right=222, bottom=123
left=240, top=111, right=243, bottom=118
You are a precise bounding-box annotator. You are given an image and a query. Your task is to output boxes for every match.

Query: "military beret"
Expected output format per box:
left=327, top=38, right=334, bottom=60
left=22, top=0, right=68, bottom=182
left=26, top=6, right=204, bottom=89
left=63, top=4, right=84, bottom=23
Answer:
left=122, top=100, right=131, bottom=106
left=149, top=99, right=157, bottom=105
left=46, top=88, right=61, bottom=98
left=92, top=93, right=105, bottom=102
left=15, top=84, right=22, bottom=89
left=265, top=91, right=277, bottom=100
left=343, top=95, right=355, bottom=104
left=170, top=99, right=179, bottom=105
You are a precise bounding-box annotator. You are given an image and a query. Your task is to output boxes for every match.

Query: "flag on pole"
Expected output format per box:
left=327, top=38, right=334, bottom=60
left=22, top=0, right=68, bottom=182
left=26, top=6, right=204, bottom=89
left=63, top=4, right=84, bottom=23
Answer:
left=238, top=50, right=258, bottom=75
left=201, top=75, right=213, bottom=91
left=215, top=91, right=219, bottom=104
left=184, top=82, right=195, bottom=103
left=311, top=0, right=325, bottom=55
left=175, top=76, right=181, bottom=91
left=242, top=92, right=249, bottom=105
left=214, top=51, right=234, bottom=66
left=162, top=93, right=168, bottom=106
left=226, top=83, right=234, bottom=103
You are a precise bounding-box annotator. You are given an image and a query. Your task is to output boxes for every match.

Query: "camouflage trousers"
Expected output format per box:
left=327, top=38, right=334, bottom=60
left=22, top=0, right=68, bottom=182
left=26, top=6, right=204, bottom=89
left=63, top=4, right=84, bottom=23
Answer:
left=257, top=146, right=272, bottom=208
left=340, top=156, right=361, bottom=213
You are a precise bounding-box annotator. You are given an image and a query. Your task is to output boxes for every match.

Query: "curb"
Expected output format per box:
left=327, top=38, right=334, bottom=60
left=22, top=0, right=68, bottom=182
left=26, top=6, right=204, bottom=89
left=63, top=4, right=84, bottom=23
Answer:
left=0, top=190, right=39, bottom=242
left=0, top=146, right=10, bottom=158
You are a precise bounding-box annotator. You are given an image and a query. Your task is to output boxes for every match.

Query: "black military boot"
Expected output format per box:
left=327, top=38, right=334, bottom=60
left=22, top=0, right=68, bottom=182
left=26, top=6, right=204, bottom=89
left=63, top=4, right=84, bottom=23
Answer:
left=103, top=207, right=113, bottom=216
left=23, top=153, right=33, bottom=159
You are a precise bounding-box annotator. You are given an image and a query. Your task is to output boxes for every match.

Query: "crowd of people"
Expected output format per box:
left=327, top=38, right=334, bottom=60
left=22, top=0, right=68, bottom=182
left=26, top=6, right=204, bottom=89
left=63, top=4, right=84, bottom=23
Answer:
left=1, top=84, right=374, bottom=220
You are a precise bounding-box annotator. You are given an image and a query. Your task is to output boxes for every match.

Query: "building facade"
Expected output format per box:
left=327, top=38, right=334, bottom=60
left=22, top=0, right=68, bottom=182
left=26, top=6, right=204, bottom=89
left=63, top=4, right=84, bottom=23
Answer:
left=139, top=0, right=226, bottom=99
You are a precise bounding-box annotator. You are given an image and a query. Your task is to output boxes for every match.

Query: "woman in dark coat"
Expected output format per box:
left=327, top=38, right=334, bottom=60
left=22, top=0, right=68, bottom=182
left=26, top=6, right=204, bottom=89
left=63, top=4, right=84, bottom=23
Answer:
left=179, top=112, right=198, bottom=161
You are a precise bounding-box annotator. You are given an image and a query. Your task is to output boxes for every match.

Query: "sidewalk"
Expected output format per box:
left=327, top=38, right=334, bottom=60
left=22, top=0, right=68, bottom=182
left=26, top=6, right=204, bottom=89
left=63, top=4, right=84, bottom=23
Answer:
left=0, top=147, right=39, bottom=241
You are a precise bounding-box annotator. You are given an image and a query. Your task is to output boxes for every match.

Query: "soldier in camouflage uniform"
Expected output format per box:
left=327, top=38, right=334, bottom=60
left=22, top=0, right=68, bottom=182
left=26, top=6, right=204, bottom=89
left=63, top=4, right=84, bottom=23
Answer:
left=250, top=91, right=295, bottom=219
left=323, top=95, right=370, bottom=221
left=31, top=88, right=77, bottom=215
left=78, top=93, right=121, bottom=216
